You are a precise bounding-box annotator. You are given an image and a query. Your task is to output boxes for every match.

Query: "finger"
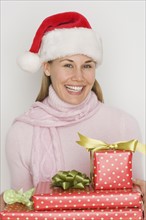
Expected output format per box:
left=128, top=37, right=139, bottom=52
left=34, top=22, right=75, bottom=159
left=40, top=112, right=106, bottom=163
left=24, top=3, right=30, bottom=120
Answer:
left=133, top=179, right=146, bottom=193
left=0, top=194, right=6, bottom=211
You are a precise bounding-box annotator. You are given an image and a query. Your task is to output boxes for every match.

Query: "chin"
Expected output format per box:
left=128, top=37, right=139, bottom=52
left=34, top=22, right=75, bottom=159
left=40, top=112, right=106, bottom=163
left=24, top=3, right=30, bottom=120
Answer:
left=60, top=89, right=88, bottom=105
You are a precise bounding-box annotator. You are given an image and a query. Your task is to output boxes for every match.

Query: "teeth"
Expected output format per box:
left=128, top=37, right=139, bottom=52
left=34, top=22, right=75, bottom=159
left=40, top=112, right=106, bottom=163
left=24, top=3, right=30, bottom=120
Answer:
left=66, top=85, right=83, bottom=92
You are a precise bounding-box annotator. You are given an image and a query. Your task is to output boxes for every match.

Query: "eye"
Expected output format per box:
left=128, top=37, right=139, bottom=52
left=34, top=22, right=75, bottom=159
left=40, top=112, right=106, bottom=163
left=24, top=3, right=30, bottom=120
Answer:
left=83, top=64, right=92, bottom=69
left=64, top=63, right=73, bottom=68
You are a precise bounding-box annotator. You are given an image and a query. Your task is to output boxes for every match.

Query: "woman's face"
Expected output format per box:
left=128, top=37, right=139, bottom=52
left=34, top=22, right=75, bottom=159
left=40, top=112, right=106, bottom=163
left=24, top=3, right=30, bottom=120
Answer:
left=43, top=54, right=96, bottom=105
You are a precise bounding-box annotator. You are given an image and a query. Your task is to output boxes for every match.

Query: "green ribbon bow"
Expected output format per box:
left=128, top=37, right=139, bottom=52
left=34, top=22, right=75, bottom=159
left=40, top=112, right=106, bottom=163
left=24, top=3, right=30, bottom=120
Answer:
left=52, top=170, right=90, bottom=190
left=3, top=188, right=35, bottom=208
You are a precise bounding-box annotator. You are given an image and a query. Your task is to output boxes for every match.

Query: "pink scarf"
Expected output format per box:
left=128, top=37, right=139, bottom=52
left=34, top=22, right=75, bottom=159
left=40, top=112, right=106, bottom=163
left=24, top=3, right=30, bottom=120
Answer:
left=15, top=85, right=100, bottom=186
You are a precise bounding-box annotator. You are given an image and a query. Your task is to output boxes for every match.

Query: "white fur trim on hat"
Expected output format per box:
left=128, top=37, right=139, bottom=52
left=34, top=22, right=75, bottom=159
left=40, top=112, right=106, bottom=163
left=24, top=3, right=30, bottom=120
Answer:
left=40, top=28, right=103, bottom=64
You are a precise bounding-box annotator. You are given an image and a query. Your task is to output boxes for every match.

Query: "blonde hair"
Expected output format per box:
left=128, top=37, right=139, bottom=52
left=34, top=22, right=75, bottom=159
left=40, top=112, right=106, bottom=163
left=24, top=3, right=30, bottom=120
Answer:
left=36, top=74, right=104, bottom=103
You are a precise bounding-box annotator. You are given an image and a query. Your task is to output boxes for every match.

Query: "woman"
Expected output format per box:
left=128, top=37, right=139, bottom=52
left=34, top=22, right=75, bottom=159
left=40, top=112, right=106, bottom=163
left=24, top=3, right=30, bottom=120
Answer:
left=2, top=11, right=145, bottom=214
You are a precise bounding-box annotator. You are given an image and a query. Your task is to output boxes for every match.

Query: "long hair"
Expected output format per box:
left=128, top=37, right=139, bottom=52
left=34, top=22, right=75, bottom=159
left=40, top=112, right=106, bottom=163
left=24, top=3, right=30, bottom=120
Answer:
left=36, top=74, right=104, bottom=103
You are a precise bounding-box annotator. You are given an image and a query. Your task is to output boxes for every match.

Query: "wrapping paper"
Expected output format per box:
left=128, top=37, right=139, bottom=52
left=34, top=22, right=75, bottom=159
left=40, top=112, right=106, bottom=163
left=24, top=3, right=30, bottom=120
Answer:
left=33, top=181, right=142, bottom=211
left=0, top=203, right=143, bottom=220
left=92, top=150, right=133, bottom=190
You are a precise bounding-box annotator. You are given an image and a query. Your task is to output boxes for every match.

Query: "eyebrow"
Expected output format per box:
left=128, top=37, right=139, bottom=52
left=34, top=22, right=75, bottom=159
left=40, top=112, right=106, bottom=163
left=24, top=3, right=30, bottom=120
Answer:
left=60, top=59, right=96, bottom=64
left=85, top=60, right=96, bottom=64
left=60, top=59, right=74, bottom=63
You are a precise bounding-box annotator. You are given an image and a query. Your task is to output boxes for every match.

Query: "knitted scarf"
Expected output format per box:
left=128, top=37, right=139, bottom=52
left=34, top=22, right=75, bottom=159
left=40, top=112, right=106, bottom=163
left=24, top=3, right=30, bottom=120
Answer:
left=15, top=85, right=100, bottom=186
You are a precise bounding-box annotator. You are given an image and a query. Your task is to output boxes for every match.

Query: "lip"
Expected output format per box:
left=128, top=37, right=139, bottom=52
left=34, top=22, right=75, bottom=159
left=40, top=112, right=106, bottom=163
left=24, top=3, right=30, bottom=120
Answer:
left=65, top=85, right=84, bottom=94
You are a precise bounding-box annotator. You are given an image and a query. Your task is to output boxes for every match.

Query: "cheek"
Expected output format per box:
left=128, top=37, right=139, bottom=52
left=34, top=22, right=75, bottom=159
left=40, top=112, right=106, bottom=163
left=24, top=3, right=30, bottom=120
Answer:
left=50, top=70, right=61, bottom=84
left=85, top=72, right=95, bottom=83
left=52, top=71, right=71, bottom=85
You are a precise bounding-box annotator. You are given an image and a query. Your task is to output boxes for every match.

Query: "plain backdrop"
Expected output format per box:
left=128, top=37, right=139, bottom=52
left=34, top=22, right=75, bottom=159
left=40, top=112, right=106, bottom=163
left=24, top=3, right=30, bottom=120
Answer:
left=1, top=1, right=145, bottom=193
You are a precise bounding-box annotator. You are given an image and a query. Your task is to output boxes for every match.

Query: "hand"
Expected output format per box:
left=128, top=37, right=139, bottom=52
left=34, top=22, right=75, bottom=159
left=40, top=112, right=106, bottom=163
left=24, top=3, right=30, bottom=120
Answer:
left=0, top=193, right=5, bottom=211
left=133, top=179, right=146, bottom=219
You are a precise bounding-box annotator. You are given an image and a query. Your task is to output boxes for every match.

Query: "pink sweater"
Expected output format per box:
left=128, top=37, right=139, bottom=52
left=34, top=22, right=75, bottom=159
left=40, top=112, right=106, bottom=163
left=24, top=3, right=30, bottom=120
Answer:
left=6, top=86, right=142, bottom=191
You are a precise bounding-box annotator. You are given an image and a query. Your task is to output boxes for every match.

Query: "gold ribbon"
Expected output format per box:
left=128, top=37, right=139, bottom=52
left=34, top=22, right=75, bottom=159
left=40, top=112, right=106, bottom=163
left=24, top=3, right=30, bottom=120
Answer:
left=52, top=170, right=90, bottom=190
left=77, top=133, right=146, bottom=154
left=77, top=133, right=146, bottom=182
left=3, top=188, right=35, bottom=209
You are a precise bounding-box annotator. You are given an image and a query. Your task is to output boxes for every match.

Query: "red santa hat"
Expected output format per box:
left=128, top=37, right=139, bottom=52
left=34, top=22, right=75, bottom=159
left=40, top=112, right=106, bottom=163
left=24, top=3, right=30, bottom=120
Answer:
left=17, top=11, right=103, bottom=73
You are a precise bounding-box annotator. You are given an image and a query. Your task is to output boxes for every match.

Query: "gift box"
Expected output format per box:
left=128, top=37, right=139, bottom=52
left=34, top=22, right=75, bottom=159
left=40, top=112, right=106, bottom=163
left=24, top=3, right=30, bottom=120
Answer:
left=76, top=133, right=144, bottom=190
left=32, top=181, right=142, bottom=211
left=92, top=150, right=133, bottom=190
left=0, top=203, right=143, bottom=220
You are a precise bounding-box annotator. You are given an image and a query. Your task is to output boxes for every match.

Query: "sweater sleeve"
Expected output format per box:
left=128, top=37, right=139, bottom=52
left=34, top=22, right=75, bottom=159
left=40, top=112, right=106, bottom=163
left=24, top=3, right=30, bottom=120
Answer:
left=121, top=112, right=145, bottom=180
left=5, top=121, right=34, bottom=191
left=121, top=111, right=142, bottom=141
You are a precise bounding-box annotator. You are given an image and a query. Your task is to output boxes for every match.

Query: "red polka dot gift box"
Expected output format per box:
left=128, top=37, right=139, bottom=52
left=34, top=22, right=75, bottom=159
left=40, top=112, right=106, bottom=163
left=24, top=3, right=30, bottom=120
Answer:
left=77, top=133, right=146, bottom=191
left=92, top=150, right=133, bottom=190
left=0, top=202, right=143, bottom=220
left=32, top=181, right=143, bottom=211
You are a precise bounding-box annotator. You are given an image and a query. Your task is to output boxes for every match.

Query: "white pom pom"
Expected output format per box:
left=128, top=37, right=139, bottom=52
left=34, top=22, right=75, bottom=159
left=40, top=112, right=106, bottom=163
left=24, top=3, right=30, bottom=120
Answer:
left=17, top=51, right=41, bottom=73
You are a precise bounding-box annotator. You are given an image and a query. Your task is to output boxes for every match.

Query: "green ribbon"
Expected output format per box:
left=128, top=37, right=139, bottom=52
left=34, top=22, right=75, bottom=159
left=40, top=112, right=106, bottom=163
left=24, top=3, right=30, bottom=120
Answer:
left=3, top=188, right=35, bottom=208
left=52, top=170, right=90, bottom=190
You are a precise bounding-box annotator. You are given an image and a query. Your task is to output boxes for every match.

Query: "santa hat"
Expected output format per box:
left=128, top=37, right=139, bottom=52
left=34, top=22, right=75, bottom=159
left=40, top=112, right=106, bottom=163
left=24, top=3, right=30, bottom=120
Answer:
left=17, top=11, right=103, bottom=73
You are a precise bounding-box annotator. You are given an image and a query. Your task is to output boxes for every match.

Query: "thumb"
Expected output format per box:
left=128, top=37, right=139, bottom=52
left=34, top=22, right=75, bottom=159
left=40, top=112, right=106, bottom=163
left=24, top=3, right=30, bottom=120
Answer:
left=133, top=179, right=146, bottom=194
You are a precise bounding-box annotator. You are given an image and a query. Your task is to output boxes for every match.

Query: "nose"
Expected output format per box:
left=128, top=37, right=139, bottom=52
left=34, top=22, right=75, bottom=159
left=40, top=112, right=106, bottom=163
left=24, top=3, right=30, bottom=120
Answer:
left=71, top=68, right=84, bottom=81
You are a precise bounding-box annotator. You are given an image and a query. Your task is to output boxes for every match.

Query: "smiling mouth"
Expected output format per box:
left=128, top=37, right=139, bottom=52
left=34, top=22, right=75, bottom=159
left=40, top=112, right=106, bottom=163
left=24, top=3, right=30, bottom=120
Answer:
left=65, top=85, right=84, bottom=93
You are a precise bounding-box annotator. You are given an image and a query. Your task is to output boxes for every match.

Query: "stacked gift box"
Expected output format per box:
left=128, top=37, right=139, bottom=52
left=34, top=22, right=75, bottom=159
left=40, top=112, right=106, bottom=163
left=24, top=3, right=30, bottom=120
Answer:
left=33, top=182, right=142, bottom=211
left=0, top=138, right=144, bottom=220
left=0, top=202, right=143, bottom=220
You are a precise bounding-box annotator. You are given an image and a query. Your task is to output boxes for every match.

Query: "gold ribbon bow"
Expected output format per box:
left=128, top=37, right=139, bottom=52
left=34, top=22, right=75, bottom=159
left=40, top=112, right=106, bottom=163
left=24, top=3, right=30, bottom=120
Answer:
left=3, top=188, right=35, bottom=209
left=52, top=170, right=90, bottom=190
left=77, top=133, right=146, bottom=154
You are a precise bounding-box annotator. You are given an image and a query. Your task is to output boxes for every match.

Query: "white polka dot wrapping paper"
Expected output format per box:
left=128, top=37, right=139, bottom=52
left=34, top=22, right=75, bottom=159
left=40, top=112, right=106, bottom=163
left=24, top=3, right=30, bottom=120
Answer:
left=92, top=150, right=133, bottom=190
left=76, top=133, right=146, bottom=191
left=0, top=203, right=143, bottom=220
left=32, top=182, right=143, bottom=211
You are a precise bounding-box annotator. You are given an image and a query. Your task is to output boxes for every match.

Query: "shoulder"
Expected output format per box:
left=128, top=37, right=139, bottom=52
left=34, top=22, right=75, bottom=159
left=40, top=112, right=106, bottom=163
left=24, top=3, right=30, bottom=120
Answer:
left=98, top=102, right=141, bottom=140
left=6, top=120, right=33, bottom=150
left=99, top=102, right=137, bottom=122
left=7, top=120, right=33, bottom=137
